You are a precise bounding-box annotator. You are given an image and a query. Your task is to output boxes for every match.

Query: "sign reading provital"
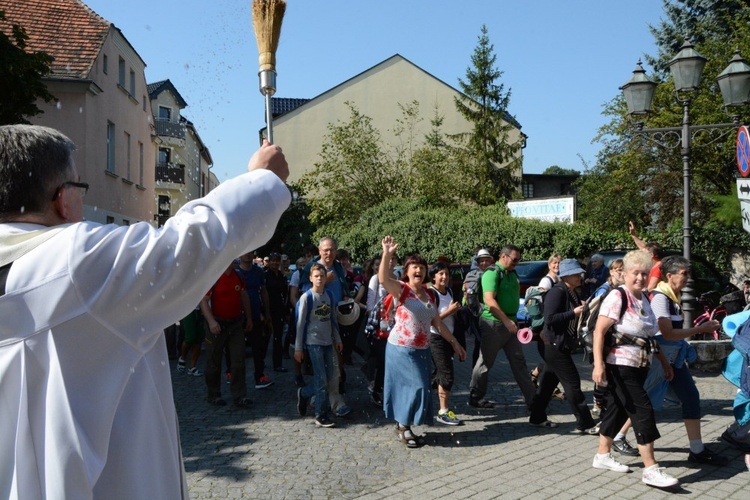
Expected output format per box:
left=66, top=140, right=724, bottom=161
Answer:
left=507, top=196, right=575, bottom=224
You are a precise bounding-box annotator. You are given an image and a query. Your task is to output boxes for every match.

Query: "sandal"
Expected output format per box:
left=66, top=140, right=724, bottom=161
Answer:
left=530, top=370, right=539, bottom=388
left=396, top=425, right=424, bottom=448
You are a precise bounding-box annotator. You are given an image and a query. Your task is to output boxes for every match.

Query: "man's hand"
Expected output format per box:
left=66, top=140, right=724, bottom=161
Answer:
left=244, top=318, right=254, bottom=332
left=629, top=220, right=637, bottom=236
left=335, top=342, right=343, bottom=353
left=294, top=350, right=304, bottom=363
left=248, top=140, right=289, bottom=182
left=503, top=318, right=518, bottom=335
left=208, top=320, right=221, bottom=336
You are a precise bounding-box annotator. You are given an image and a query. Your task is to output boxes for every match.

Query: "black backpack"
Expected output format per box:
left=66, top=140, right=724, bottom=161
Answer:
left=578, top=285, right=629, bottom=363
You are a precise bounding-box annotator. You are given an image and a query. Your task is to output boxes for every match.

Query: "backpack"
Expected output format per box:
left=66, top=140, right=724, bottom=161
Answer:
left=463, top=265, right=504, bottom=317
left=523, top=286, right=548, bottom=333
left=296, top=288, right=337, bottom=347
left=577, top=285, right=628, bottom=363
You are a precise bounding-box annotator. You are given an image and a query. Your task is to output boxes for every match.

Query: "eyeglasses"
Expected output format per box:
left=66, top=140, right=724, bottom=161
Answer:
left=52, top=181, right=89, bottom=200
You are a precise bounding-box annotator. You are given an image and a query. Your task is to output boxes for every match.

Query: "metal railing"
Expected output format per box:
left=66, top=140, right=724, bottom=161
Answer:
left=154, top=119, right=185, bottom=139
left=155, top=162, right=185, bottom=184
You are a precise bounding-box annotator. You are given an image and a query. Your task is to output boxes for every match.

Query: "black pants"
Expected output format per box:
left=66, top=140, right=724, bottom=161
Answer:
left=529, top=343, right=595, bottom=430
left=368, top=336, right=387, bottom=395
left=269, top=312, right=285, bottom=369
left=249, top=323, right=270, bottom=383
left=599, top=363, right=660, bottom=445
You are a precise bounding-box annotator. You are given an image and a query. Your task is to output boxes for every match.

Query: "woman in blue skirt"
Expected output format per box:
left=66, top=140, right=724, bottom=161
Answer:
left=377, top=236, right=466, bottom=448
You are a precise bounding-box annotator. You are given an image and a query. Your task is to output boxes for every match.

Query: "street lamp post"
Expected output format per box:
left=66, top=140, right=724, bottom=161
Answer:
left=620, top=41, right=750, bottom=325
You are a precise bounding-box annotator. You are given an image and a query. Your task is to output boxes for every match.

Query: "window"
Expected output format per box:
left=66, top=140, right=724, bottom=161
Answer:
left=106, top=121, right=115, bottom=173
left=122, top=219, right=130, bottom=226
left=106, top=216, right=115, bottom=224
left=522, top=181, right=534, bottom=198
left=158, top=147, right=171, bottom=165
left=158, top=106, right=171, bottom=121
left=118, top=57, right=125, bottom=87
left=138, top=141, right=144, bottom=185
left=129, top=69, right=135, bottom=95
left=142, top=97, right=146, bottom=112
left=124, top=132, right=131, bottom=180
left=103, top=54, right=108, bottom=74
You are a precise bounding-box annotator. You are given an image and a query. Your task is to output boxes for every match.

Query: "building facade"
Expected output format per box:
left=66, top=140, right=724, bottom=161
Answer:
left=3, top=0, right=156, bottom=225
left=148, top=80, right=213, bottom=227
left=265, top=54, right=525, bottom=185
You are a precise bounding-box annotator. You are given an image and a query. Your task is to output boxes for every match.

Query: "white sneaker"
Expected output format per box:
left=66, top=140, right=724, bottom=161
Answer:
left=592, top=453, right=631, bottom=473
left=642, top=466, right=679, bottom=488
left=744, top=454, right=750, bottom=472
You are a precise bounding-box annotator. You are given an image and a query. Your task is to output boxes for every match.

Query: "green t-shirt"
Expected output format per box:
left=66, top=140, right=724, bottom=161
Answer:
left=480, top=262, right=520, bottom=322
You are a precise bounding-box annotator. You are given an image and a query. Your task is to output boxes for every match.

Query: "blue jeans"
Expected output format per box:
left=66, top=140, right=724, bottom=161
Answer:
left=301, top=344, right=334, bottom=418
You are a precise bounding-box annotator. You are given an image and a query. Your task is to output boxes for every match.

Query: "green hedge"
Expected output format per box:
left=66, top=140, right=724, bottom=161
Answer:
left=311, top=198, right=749, bottom=276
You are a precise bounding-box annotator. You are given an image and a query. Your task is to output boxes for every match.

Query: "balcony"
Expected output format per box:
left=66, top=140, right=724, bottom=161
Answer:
left=156, top=162, right=185, bottom=184
left=154, top=118, right=185, bottom=139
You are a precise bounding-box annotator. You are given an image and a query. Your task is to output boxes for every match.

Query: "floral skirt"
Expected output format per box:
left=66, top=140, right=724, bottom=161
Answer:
left=383, top=342, right=433, bottom=426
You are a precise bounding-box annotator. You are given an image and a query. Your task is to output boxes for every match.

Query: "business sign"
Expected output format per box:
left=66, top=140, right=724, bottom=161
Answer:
left=507, top=196, right=575, bottom=224
left=737, top=125, right=750, bottom=178
left=738, top=179, right=750, bottom=234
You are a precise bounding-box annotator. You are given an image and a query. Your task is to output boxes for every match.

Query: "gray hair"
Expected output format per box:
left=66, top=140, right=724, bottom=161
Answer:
left=0, top=125, right=76, bottom=220
left=660, top=255, right=690, bottom=277
left=590, top=253, right=604, bottom=262
left=318, top=236, right=338, bottom=249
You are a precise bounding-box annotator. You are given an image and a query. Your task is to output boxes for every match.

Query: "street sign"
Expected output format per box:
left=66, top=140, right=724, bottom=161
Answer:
left=737, top=125, right=750, bottom=177
left=739, top=179, right=750, bottom=234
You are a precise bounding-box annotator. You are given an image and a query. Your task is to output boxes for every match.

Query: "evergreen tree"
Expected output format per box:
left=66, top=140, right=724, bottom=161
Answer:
left=453, top=25, right=522, bottom=205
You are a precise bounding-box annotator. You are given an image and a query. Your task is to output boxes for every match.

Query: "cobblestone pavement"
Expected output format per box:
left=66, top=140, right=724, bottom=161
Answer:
left=172, top=338, right=749, bottom=499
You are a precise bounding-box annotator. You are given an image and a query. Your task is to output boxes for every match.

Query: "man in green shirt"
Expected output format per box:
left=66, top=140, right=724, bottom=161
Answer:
left=468, top=245, right=535, bottom=409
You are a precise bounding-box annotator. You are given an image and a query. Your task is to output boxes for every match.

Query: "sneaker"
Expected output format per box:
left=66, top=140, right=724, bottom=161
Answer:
left=233, top=397, right=252, bottom=408
left=315, top=415, right=336, bottom=428
left=745, top=454, right=750, bottom=472
left=176, top=358, right=186, bottom=373
left=591, top=403, right=602, bottom=418
left=552, top=387, right=566, bottom=400
left=208, top=397, right=227, bottom=407
left=296, top=388, right=308, bottom=416
left=721, top=429, right=750, bottom=453
left=642, top=466, right=679, bottom=488
left=612, top=437, right=639, bottom=456
left=225, top=371, right=232, bottom=384
left=273, top=366, right=289, bottom=373
left=187, top=367, right=203, bottom=377
left=688, top=447, right=729, bottom=466
left=436, top=410, right=463, bottom=426
left=255, top=375, right=274, bottom=389
left=529, top=420, right=559, bottom=429
left=573, top=424, right=599, bottom=435
left=468, top=397, right=495, bottom=409
left=335, top=405, right=352, bottom=417
left=592, top=453, right=630, bottom=473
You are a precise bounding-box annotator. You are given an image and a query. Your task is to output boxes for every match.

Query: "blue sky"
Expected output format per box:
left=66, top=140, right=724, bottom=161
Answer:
left=84, top=0, right=665, bottom=182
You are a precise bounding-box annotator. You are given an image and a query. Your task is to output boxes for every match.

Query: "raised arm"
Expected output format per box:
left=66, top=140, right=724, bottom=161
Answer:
left=377, top=235, right=403, bottom=299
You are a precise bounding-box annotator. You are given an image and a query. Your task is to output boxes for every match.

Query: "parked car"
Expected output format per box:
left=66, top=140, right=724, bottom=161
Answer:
left=515, top=260, right=550, bottom=298
left=597, top=249, right=737, bottom=302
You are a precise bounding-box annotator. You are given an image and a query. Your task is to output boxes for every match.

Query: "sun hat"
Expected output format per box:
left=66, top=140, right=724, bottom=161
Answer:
left=476, top=249, right=492, bottom=259
left=337, top=299, right=360, bottom=326
left=558, top=258, right=585, bottom=278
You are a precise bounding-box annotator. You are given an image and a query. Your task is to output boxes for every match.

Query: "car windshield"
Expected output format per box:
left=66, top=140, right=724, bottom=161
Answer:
left=515, top=261, right=547, bottom=278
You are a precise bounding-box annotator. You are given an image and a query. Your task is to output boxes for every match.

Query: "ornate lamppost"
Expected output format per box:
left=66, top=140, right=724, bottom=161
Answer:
left=620, top=41, right=750, bottom=324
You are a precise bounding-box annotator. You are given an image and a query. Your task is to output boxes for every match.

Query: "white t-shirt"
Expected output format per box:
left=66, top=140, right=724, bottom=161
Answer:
left=429, top=287, right=455, bottom=336
left=600, top=287, right=658, bottom=367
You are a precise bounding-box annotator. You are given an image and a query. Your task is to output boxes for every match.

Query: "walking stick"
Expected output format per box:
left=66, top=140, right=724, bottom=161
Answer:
left=252, top=0, right=286, bottom=144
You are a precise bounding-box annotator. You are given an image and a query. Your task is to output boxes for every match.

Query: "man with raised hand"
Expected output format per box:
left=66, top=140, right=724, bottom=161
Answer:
left=0, top=124, right=289, bottom=499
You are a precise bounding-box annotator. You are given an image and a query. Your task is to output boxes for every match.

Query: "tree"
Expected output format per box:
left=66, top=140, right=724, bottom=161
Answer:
left=577, top=0, right=750, bottom=232
left=298, top=102, right=407, bottom=226
left=0, top=10, right=54, bottom=124
left=453, top=25, right=522, bottom=205
left=542, top=165, right=579, bottom=176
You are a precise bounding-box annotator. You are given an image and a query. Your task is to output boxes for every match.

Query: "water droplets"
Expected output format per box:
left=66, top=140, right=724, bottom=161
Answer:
left=56, top=101, right=62, bottom=110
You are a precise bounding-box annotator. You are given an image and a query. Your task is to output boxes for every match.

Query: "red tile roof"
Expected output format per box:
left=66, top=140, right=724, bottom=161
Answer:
left=1, top=0, right=110, bottom=79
